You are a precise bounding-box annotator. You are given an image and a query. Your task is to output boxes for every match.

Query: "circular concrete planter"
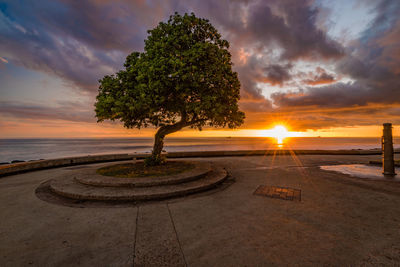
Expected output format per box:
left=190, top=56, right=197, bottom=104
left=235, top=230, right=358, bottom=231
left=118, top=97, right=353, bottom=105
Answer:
left=75, top=161, right=212, bottom=187
left=47, top=161, right=228, bottom=202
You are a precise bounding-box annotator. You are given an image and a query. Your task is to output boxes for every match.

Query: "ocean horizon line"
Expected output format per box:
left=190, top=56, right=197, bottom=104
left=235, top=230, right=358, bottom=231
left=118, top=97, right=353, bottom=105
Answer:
left=0, top=137, right=395, bottom=163
left=0, top=136, right=393, bottom=140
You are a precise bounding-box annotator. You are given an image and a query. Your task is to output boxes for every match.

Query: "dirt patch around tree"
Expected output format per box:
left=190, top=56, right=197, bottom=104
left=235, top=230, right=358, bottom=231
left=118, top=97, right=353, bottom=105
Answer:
left=96, top=161, right=195, bottom=178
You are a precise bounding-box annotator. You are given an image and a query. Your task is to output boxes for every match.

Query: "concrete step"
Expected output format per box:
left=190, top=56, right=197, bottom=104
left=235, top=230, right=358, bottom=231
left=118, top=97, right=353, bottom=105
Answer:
left=75, top=161, right=212, bottom=188
left=49, top=167, right=227, bottom=201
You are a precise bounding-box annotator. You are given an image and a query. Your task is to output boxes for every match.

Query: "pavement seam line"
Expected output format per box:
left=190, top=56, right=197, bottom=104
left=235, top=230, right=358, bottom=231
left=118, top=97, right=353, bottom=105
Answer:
left=133, top=206, right=139, bottom=267
left=167, top=203, right=188, bottom=267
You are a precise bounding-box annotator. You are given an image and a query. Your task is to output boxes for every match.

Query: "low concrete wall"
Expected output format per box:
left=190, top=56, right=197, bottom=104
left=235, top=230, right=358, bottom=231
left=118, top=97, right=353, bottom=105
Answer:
left=0, top=149, right=383, bottom=178
left=0, top=154, right=145, bottom=177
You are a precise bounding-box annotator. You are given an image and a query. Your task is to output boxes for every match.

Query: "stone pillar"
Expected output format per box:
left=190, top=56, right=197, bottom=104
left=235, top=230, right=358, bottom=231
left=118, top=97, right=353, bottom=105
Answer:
left=382, top=123, right=396, bottom=176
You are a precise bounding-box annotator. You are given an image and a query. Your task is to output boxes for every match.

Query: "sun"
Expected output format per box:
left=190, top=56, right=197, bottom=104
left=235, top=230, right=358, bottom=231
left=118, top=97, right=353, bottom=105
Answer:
left=257, top=124, right=303, bottom=144
left=270, top=125, right=289, bottom=144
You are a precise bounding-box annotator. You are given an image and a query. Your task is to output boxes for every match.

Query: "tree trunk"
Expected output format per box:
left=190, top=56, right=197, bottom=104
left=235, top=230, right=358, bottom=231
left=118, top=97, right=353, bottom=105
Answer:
left=149, top=120, right=188, bottom=165
left=151, top=129, right=166, bottom=161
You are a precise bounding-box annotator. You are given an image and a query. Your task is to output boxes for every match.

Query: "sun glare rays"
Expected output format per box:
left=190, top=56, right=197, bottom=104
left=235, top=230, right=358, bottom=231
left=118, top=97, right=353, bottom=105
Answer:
left=259, top=125, right=303, bottom=145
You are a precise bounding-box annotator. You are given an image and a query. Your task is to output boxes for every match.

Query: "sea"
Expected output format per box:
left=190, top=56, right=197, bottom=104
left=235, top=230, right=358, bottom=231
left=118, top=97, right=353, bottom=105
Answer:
left=1, top=137, right=399, bottom=163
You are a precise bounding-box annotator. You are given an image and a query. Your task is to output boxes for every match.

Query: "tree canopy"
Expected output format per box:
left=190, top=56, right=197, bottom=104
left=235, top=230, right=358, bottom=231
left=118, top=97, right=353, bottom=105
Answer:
left=95, top=12, right=245, bottom=164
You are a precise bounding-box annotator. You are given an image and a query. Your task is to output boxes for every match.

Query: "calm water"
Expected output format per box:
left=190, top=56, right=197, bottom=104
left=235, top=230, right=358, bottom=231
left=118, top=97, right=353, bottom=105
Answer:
left=0, top=137, right=398, bottom=163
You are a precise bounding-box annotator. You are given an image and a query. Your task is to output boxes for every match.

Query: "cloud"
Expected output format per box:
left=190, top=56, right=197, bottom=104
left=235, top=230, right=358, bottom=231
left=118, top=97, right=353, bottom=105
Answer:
left=239, top=98, right=273, bottom=113
left=262, top=64, right=293, bottom=86
left=0, top=101, right=95, bottom=123
left=246, top=0, right=344, bottom=60
left=303, top=67, right=336, bottom=85
left=183, top=0, right=344, bottom=108
left=0, top=0, right=167, bottom=92
left=0, top=56, right=8, bottom=63
left=268, top=0, right=400, bottom=127
left=0, top=0, right=344, bottom=101
left=1, top=0, right=399, bottom=131
left=272, top=82, right=370, bottom=108
left=241, top=103, right=400, bottom=130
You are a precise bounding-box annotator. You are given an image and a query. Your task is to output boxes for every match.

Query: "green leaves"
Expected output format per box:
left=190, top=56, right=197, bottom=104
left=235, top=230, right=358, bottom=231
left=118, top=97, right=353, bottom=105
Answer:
left=95, top=12, right=245, bottom=132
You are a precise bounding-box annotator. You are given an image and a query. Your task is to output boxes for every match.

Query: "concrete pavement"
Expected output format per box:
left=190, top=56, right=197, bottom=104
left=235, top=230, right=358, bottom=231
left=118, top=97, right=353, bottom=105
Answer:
left=1, top=154, right=400, bottom=266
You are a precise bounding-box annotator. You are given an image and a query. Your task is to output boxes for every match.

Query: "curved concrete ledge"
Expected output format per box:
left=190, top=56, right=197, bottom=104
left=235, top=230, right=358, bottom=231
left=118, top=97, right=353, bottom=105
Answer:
left=0, top=149, right=384, bottom=177
left=49, top=167, right=227, bottom=201
left=75, top=161, right=212, bottom=187
left=0, top=153, right=145, bottom=178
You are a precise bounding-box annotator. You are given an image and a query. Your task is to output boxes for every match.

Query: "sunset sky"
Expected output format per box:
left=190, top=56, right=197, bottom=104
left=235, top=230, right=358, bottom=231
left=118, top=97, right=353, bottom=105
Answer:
left=1, top=0, right=399, bottom=138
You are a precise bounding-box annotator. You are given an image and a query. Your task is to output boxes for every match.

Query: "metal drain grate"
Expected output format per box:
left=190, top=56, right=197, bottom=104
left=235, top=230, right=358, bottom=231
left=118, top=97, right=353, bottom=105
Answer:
left=254, top=185, right=301, bottom=201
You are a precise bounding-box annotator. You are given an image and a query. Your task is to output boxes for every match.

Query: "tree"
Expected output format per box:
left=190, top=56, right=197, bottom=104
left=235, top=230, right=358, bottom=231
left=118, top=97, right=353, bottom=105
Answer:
left=95, top=12, right=245, bottom=165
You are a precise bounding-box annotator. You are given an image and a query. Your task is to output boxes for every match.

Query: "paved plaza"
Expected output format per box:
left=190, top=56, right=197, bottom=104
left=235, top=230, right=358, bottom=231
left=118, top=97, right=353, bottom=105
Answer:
left=1, top=154, right=400, bottom=266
